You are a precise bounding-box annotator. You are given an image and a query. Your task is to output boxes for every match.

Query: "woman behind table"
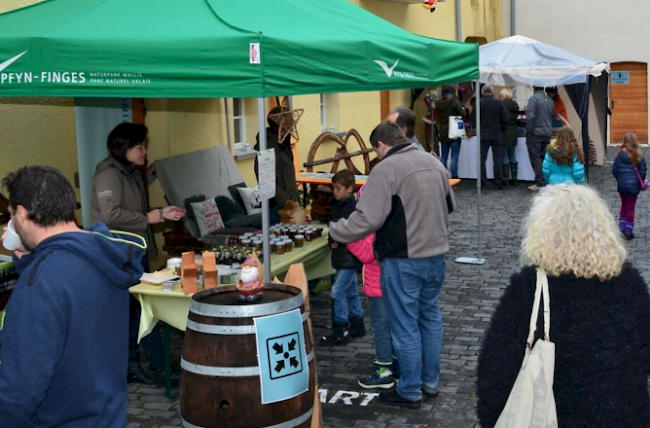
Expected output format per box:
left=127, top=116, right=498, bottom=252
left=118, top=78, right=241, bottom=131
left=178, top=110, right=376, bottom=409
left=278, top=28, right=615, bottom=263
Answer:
left=499, top=88, right=520, bottom=186
left=90, top=122, right=185, bottom=384
left=476, top=184, right=650, bottom=428
left=435, top=84, right=465, bottom=179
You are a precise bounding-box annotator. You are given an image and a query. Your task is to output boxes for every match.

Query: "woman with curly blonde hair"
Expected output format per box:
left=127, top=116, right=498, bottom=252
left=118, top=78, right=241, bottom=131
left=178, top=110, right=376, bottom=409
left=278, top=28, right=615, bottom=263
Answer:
left=477, top=184, right=650, bottom=428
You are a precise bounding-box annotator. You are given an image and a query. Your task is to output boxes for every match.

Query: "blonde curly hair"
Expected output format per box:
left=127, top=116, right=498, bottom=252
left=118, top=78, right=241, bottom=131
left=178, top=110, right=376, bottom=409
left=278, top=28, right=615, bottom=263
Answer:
left=521, top=184, right=626, bottom=280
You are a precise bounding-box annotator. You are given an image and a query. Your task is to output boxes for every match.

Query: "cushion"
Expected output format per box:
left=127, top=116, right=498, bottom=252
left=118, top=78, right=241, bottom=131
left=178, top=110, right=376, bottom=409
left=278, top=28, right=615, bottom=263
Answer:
left=189, top=199, right=225, bottom=237
left=237, top=187, right=263, bottom=215
left=228, top=182, right=247, bottom=211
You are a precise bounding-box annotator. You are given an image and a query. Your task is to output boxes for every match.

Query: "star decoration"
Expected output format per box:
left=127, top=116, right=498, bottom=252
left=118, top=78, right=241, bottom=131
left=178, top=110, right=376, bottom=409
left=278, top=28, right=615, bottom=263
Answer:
left=269, top=97, right=304, bottom=143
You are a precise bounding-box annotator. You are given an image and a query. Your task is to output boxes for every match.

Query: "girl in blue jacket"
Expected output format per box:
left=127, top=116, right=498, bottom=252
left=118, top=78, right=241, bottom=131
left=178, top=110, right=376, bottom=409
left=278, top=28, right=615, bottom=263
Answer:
left=612, top=132, right=647, bottom=240
left=542, top=127, right=585, bottom=185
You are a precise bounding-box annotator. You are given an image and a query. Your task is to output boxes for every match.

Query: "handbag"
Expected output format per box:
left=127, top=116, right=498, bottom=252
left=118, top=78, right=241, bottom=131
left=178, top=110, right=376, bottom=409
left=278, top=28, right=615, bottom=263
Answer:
left=448, top=115, right=466, bottom=139
left=632, top=163, right=649, bottom=191
left=494, top=268, right=558, bottom=428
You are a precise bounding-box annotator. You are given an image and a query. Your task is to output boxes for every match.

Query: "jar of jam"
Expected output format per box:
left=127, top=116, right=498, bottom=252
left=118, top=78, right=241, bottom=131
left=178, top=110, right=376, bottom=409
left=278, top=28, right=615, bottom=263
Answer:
left=276, top=242, right=285, bottom=255
left=284, top=239, right=293, bottom=252
left=294, top=234, right=305, bottom=248
left=315, top=228, right=324, bottom=237
left=305, top=230, right=314, bottom=242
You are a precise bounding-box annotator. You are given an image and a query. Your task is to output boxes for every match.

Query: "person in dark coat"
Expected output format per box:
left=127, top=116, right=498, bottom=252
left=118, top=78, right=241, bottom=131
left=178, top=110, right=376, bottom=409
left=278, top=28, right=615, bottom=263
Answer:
left=477, top=184, right=650, bottom=428
left=436, top=84, right=465, bottom=178
left=254, top=106, right=300, bottom=223
left=499, top=88, right=520, bottom=186
left=612, top=132, right=647, bottom=240
left=471, top=85, right=509, bottom=189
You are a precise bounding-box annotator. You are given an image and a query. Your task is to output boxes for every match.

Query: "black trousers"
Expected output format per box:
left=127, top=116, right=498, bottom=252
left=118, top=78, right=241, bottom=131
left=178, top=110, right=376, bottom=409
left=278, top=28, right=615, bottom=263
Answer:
left=526, top=134, right=551, bottom=186
left=480, top=139, right=504, bottom=184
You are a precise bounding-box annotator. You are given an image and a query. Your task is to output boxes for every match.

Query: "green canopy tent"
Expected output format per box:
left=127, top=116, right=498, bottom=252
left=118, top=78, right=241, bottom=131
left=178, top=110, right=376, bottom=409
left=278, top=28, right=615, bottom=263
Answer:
left=0, top=0, right=481, bottom=277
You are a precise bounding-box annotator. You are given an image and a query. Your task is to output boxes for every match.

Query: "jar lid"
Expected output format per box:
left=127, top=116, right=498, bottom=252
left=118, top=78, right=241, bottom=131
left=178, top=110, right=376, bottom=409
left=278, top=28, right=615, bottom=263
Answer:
left=295, top=234, right=304, bottom=239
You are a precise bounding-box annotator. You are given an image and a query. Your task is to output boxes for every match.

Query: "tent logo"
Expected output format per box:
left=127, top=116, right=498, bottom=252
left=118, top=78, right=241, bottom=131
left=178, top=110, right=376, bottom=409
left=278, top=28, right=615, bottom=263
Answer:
left=374, top=59, right=400, bottom=78
left=374, top=58, right=427, bottom=80
left=0, top=51, right=27, bottom=73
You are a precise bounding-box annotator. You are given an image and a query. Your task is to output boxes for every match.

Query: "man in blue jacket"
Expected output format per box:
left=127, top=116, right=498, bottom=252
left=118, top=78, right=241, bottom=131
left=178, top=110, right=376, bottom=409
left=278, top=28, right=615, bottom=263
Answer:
left=0, top=166, right=146, bottom=428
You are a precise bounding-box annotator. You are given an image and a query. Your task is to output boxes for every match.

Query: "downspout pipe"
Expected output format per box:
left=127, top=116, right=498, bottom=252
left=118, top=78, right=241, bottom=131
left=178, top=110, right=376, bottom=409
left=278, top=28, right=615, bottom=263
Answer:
left=511, top=0, right=516, bottom=35
left=456, top=0, right=462, bottom=42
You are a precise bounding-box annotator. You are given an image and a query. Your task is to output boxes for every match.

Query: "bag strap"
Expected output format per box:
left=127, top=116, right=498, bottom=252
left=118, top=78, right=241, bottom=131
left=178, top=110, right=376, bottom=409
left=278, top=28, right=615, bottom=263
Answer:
left=526, top=268, right=551, bottom=348
left=632, top=163, right=644, bottom=187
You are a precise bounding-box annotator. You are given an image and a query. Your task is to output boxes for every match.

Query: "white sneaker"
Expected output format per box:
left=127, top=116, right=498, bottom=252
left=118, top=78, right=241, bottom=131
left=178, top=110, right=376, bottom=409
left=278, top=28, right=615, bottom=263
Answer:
left=528, top=184, right=540, bottom=191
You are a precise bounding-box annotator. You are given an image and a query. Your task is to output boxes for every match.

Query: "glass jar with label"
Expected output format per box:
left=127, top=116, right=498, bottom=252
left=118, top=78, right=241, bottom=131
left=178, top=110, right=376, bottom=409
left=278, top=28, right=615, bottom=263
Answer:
left=294, top=234, right=305, bottom=248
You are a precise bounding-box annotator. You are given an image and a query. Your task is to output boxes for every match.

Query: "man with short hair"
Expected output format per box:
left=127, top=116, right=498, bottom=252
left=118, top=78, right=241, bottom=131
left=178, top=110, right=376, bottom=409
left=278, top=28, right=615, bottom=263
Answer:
left=329, top=121, right=454, bottom=409
left=0, top=166, right=146, bottom=427
left=525, top=86, right=556, bottom=190
left=471, top=85, right=509, bottom=189
left=387, top=106, right=426, bottom=152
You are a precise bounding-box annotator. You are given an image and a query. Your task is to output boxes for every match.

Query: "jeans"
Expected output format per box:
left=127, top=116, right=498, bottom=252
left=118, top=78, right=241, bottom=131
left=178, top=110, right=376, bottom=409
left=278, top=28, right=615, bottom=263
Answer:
left=620, top=193, right=638, bottom=223
left=526, top=134, right=550, bottom=186
left=480, top=139, right=504, bottom=184
left=331, top=268, right=363, bottom=324
left=502, top=147, right=517, bottom=164
left=440, top=139, right=461, bottom=178
left=368, top=297, right=393, bottom=363
left=380, top=256, right=446, bottom=401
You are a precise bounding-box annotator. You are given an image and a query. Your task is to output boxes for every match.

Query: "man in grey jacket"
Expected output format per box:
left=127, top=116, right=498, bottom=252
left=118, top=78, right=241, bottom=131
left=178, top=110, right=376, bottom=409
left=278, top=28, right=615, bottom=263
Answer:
left=329, top=121, right=453, bottom=409
left=525, top=87, right=555, bottom=190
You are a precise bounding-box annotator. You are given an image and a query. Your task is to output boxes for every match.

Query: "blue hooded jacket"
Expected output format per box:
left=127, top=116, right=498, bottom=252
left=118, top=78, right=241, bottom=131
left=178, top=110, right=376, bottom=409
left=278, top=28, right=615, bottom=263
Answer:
left=612, top=149, right=647, bottom=195
left=0, top=223, right=145, bottom=428
left=542, top=146, right=585, bottom=185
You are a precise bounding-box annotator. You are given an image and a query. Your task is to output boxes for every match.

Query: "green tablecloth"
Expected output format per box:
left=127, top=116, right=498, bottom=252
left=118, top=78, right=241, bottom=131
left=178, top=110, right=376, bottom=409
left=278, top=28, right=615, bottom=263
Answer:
left=129, top=227, right=334, bottom=342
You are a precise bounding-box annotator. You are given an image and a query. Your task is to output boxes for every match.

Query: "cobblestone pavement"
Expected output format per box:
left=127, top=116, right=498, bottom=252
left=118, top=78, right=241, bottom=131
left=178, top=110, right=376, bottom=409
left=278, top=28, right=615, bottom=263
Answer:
left=127, top=146, right=650, bottom=428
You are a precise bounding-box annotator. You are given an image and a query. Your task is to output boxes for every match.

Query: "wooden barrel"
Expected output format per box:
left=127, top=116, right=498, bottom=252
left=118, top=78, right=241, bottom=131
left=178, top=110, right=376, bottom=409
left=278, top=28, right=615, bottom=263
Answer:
left=180, top=284, right=315, bottom=428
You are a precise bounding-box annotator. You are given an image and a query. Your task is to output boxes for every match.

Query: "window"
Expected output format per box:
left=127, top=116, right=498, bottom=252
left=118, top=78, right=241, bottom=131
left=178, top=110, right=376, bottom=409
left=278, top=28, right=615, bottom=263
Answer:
left=233, top=98, right=245, bottom=144
left=319, top=94, right=327, bottom=131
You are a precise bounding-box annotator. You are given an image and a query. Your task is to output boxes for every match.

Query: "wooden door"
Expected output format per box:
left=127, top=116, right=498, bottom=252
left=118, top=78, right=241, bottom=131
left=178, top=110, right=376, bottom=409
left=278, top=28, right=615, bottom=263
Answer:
left=610, top=62, right=648, bottom=143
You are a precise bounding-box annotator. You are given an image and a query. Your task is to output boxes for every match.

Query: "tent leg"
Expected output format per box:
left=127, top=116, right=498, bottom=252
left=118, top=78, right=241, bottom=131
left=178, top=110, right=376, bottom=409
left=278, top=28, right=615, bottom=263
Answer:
left=456, top=81, right=485, bottom=265
left=258, top=98, right=272, bottom=281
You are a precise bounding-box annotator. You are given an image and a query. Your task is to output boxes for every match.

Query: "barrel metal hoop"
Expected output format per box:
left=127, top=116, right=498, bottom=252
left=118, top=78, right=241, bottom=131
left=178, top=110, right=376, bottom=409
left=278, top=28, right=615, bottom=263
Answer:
left=181, top=351, right=314, bottom=377
left=190, top=293, right=304, bottom=318
left=182, top=407, right=313, bottom=428
left=187, top=312, right=308, bottom=335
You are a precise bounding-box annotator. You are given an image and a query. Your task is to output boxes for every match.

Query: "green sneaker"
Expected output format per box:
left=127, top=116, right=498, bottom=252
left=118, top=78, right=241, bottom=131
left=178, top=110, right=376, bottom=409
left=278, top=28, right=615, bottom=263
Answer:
left=358, top=361, right=394, bottom=389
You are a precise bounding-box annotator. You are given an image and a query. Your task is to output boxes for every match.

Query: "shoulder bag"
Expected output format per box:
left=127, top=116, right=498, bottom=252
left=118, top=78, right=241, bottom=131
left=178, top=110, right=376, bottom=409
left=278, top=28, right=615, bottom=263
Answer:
left=494, top=268, right=558, bottom=428
left=632, top=163, right=649, bottom=191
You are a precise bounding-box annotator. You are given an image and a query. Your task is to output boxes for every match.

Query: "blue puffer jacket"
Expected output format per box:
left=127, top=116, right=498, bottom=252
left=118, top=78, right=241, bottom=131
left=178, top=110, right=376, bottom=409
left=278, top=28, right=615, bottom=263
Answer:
left=542, top=152, right=585, bottom=185
left=613, top=149, right=647, bottom=195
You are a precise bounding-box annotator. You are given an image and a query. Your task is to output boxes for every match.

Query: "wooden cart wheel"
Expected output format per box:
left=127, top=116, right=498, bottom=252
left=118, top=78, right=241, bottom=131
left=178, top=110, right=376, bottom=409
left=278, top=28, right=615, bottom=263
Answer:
left=303, top=129, right=373, bottom=175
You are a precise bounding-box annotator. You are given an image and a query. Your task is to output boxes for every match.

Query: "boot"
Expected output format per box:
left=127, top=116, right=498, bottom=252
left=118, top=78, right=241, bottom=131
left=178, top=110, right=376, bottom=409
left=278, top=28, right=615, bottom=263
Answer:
left=510, top=163, right=518, bottom=186
left=619, top=217, right=626, bottom=235
left=624, top=221, right=635, bottom=240
left=358, top=360, right=395, bottom=389
left=349, top=316, right=367, bottom=339
left=319, top=321, right=350, bottom=346
left=502, top=164, right=510, bottom=187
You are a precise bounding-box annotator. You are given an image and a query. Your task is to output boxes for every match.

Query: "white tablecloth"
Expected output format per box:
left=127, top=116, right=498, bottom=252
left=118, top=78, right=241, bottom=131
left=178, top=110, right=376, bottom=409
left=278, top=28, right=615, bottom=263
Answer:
left=447, top=137, right=535, bottom=181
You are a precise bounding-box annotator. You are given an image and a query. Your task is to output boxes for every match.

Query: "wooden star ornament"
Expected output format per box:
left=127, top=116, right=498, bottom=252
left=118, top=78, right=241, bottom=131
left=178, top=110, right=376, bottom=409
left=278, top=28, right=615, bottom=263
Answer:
left=269, top=97, right=304, bottom=143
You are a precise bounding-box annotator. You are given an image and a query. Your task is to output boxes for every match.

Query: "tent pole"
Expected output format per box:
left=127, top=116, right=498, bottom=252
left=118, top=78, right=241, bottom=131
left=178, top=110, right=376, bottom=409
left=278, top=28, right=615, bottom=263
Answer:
left=455, top=81, right=485, bottom=265
left=258, top=97, right=272, bottom=282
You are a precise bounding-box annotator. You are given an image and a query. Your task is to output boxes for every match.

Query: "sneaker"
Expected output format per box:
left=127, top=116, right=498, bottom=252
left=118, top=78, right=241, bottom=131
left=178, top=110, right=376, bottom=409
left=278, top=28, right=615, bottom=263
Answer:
left=378, top=389, right=422, bottom=409
left=528, top=184, right=540, bottom=191
left=358, top=364, right=394, bottom=389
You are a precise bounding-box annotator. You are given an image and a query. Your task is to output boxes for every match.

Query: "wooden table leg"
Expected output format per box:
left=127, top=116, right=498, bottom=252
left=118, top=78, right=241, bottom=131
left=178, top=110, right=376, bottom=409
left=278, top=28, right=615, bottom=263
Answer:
left=163, top=323, right=176, bottom=399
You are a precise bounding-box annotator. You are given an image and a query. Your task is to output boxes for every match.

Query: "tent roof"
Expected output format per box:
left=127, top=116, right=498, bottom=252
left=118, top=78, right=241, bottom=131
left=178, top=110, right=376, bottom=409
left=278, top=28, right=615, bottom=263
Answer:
left=0, top=0, right=478, bottom=98
left=479, top=35, right=609, bottom=87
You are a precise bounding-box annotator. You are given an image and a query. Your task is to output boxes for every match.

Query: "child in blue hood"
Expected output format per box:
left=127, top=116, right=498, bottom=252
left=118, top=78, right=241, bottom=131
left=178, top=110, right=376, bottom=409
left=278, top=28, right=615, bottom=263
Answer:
left=0, top=166, right=145, bottom=428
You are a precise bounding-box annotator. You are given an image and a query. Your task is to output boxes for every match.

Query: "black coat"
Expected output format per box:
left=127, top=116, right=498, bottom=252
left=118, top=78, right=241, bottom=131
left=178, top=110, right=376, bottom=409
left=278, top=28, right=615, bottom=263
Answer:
left=477, top=264, right=650, bottom=428
left=471, top=95, right=509, bottom=142
left=254, top=127, right=299, bottom=208
left=329, top=195, right=361, bottom=269
left=612, top=149, right=647, bottom=195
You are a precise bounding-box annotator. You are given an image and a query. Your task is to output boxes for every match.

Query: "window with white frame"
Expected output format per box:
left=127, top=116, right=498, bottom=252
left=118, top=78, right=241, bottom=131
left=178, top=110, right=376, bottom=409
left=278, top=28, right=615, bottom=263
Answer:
left=233, top=98, right=245, bottom=144
left=319, top=94, right=327, bottom=131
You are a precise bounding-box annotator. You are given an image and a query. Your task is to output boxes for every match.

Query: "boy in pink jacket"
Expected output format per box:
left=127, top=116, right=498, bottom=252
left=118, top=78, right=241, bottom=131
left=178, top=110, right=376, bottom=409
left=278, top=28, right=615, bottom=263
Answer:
left=347, top=185, right=397, bottom=389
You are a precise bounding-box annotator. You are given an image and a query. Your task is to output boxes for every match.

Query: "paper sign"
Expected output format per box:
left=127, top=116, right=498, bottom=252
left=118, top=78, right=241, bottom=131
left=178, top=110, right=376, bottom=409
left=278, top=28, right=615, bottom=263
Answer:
left=257, top=149, right=276, bottom=201
left=254, top=309, right=309, bottom=404
left=250, top=43, right=261, bottom=64
left=612, top=71, right=629, bottom=84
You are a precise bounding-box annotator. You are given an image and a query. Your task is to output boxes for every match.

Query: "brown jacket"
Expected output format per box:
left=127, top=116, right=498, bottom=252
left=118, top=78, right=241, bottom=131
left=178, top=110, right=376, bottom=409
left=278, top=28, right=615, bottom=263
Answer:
left=90, top=156, right=156, bottom=254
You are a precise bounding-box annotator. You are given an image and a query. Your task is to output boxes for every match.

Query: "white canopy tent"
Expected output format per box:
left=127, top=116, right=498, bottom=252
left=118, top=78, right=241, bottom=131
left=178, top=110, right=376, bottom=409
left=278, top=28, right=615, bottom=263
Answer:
left=479, top=35, right=609, bottom=87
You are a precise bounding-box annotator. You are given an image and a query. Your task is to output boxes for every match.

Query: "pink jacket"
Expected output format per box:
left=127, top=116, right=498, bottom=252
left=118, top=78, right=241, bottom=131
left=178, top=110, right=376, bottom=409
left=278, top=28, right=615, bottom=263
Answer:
left=346, top=233, right=382, bottom=298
